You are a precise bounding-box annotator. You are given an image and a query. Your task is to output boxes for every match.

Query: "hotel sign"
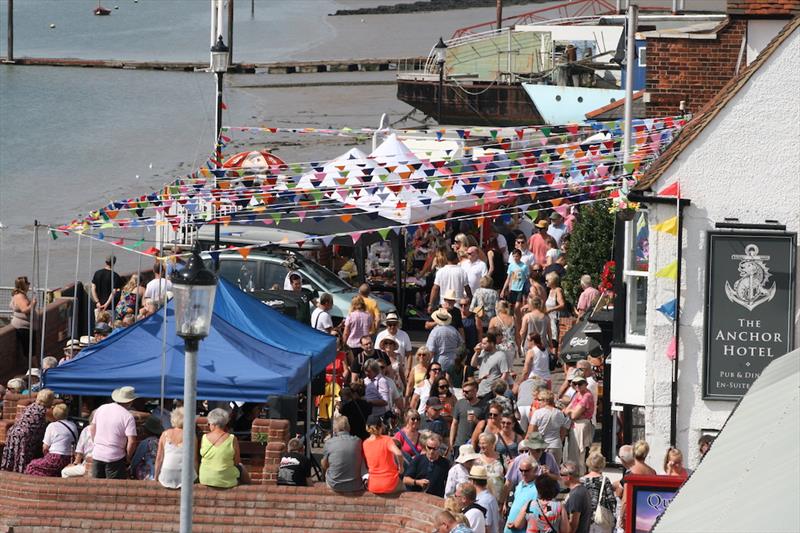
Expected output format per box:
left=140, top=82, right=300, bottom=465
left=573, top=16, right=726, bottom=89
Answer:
left=704, top=232, right=796, bottom=399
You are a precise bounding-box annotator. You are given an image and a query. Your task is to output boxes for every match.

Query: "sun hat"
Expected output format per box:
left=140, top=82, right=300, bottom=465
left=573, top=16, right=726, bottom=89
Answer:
left=431, top=308, right=452, bottom=326
left=549, top=211, right=563, bottom=220
left=111, top=386, right=138, bottom=404
left=64, top=339, right=82, bottom=351
left=468, top=464, right=488, bottom=480
left=142, top=415, right=164, bottom=436
left=379, top=335, right=399, bottom=348
left=426, top=396, right=444, bottom=409
left=384, top=312, right=401, bottom=324
left=571, top=371, right=587, bottom=384
left=456, top=444, right=481, bottom=464
left=78, top=335, right=92, bottom=347
left=25, top=368, right=41, bottom=378
left=520, top=433, right=548, bottom=450
left=535, top=219, right=549, bottom=229
left=442, top=289, right=458, bottom=301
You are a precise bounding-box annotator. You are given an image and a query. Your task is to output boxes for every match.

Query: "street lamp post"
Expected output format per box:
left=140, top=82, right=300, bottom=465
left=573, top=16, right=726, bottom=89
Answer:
left=210, top=35, right=230, bottom=269
left=172, top=243, right=218, bottom=533
left=434, top=37, right=447, bottom=124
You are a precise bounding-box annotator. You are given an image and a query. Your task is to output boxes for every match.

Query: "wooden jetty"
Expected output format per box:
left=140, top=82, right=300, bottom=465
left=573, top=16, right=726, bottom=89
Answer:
left=3, top=57, right=427, bottom=74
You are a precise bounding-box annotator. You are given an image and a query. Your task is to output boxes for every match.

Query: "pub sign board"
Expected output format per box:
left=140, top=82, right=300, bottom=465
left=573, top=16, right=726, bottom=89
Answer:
left=704, top=232, right=796, bottom=400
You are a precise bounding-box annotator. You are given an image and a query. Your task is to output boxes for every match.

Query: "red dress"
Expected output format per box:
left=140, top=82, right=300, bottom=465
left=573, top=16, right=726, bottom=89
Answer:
left=362, top=435, right=400, bottom=494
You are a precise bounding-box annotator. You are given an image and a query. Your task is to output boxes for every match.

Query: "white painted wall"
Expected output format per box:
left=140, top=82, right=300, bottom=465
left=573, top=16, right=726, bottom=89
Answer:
left=643, top=26, right=800, bottom=472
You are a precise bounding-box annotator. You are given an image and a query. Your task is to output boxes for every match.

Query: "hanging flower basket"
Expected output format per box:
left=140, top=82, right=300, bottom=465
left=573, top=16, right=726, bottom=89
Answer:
left=617, top=208, right=636, bottom=221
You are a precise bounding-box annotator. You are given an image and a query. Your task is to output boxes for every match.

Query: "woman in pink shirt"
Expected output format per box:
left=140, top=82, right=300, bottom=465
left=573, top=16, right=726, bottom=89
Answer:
left=343, top=295, right=373, bottom=355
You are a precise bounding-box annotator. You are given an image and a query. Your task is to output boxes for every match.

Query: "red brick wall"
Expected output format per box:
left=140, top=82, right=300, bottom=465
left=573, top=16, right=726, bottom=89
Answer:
left=0, top=471, right=441, bottom=532
left=645, top=18, right=747, bottom=117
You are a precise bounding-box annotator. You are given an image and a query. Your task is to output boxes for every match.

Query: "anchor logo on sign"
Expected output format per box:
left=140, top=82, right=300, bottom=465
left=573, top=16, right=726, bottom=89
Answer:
left=724, top=244, right=777, bottom=311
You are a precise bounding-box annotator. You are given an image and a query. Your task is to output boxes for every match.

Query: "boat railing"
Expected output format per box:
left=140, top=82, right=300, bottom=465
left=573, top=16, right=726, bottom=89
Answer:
left=451, top=0, right=617, bottom=39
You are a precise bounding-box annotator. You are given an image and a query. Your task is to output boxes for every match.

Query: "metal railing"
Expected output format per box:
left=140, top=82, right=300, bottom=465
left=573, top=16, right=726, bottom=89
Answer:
left=0, top=287, right=49, bottom=318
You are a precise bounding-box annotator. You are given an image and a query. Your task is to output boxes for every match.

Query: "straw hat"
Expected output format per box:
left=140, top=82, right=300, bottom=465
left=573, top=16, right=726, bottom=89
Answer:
left=468, top=464, right=488, bottom=480
left=384, top=311, right=401, bottom=325
left=535, top=219, right=549, bottom=229
left=571, top=371, right=587, bottom=384
left=431, top=308, right=452, bottom=326
left=79, top=335, right=92, bottom=347
left=456, top=444, right=481, bottom=464
left=379, top=335, right=399, bottom=349
left=442, top=289, right=458, bottom=301
left=111, top=386, right=137, bottom=404
left=63, top=339, right=82, bottom=351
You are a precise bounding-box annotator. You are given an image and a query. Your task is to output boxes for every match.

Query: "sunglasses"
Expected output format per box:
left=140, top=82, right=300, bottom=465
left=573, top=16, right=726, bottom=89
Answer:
left=430, top=368, right=442, bottom=373
left=519, top=468, right=532, bottom=473
left=410, top=417, right=420, bottom=421
left=487, top=413, right=500, bottom=418
left=500, top=421, right=513, bottom=426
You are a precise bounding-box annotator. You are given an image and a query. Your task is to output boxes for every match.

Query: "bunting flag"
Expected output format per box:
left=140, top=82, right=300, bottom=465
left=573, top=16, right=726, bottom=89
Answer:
left=658, top=181, right=680, bottom=197
left=666, top=336, right=677, bottom=361
left=656, top=260, right=678, bottom=280
left=653, top=216, right=678, bottom=236
left=657, top=299, right=677, bottom=321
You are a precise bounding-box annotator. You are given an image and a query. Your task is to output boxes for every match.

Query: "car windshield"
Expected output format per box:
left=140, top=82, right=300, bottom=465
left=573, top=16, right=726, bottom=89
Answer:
left=300, top=258, right=352, bottom=292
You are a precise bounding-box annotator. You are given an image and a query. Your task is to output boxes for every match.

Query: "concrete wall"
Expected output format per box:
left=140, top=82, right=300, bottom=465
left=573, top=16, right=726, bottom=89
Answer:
left=644, top=27, right=800, bottom=470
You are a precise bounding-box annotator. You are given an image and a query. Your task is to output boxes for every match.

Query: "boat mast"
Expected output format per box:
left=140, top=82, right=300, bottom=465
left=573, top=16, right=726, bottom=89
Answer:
left=496, top=0, right=503, bottom=30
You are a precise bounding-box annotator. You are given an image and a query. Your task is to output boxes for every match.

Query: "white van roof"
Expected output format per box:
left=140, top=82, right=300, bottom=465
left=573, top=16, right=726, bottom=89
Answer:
left=196, top=224, right=320, bottom=250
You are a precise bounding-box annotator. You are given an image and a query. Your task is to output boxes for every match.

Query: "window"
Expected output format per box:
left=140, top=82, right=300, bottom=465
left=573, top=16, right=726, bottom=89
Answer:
left=638, top=46, right=647, bottom=67
left=262, top=262, right=289, bottom=290
left=218, top=259, right=259, bottom=293
left=624, top=210, right=649, bottom=344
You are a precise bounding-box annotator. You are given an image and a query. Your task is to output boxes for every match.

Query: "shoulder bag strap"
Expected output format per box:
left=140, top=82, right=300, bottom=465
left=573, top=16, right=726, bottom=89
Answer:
left=537, top=499, right=558, bottom=533
left=58, top=421, right=78, bottom=445
left=398, top=430, right=421, bottom=457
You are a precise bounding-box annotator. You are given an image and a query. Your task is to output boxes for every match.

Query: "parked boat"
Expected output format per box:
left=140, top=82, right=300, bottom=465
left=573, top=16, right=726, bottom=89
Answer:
left=94, top=2, right=111, bottom=16
left=395, top=0, right=723, bottom=125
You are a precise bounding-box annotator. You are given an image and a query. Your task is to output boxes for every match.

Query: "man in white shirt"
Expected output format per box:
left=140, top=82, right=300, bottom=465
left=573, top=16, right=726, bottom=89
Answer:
left=461, top=246, right=488, bottom=296
left=547, top=211, right=569, bottom=247
left=457, top=482, right=486, bottom=533
left=311, top=293, right=334, bottom=334
left=429, top=250, right=471, bottom=311
left=144, top=263, right=172, bottom=306
left=375, top=312, right=412, bottom=362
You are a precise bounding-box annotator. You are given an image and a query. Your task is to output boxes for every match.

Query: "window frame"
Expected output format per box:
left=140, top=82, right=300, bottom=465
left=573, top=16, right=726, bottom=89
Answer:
left=623, top=209, right=649, bottom=345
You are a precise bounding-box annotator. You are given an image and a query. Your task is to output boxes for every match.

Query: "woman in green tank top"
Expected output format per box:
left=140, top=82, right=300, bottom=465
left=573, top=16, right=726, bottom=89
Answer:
left=199, top=408, right=250, bottom=488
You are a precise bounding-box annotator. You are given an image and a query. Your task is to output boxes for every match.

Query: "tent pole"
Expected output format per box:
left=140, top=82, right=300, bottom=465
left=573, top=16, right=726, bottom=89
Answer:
left=39, top=233, right=52, bottom=365
left=87, top=236, right=93, bottom=341
left=28, top=221, right=39, bottom=392
left=71, top=234, right=81, bottom=343
left=306, top=362, right=312, bottom=459
left=135, top=229, right=144, bottom=318
left=160, top=286, right=169, bottom=414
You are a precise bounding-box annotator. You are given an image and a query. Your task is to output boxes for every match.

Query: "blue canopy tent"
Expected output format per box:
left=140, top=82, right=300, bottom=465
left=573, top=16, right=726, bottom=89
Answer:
left=42, top=278, right=336, bottom=402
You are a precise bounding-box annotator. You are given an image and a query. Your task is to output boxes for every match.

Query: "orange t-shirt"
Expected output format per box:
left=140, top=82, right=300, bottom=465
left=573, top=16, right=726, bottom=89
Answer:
left=362, top=435, right=400, bottom=494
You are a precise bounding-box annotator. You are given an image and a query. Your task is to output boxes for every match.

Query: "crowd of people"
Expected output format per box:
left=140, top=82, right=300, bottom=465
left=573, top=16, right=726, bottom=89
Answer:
left=2, top=208, right=715, bottom=533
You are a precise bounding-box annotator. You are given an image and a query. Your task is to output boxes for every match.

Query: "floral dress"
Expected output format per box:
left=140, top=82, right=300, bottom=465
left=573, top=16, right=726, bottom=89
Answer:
left=130, top=436, right=159, bottom=480
left=479, top=455, right=506, bottom=499
left=581, top=475, right=617, bottom=514
left=0, top=403, right=47, bottom=473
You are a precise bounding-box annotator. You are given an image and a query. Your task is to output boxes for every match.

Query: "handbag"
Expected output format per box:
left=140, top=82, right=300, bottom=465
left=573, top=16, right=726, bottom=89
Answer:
left=474, top=305, right=485, bottom=319
left=592, top=476, right=615, bottom=531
